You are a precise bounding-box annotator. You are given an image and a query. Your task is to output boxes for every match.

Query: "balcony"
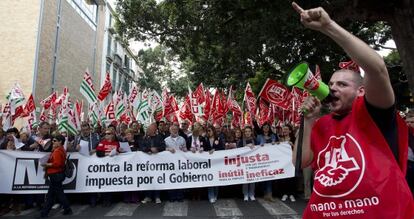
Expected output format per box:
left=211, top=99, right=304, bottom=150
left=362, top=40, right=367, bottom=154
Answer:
left=113, top=53, right=122, bottom=67
left=85, top=0, right=105, bottom=6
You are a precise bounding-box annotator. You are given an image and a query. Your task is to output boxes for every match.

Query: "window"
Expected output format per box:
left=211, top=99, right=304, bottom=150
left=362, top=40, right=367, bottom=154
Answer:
left=112, top=67, right=118, bottom=92
left=106, top=61, right=111, bottom=73
left=114, top=41, right=118, bottom=55
left=67, top=0, right=98, bottom=30
left=107, top=35, right=112, bottom=57
left=124, top=56, right=130, bottom=69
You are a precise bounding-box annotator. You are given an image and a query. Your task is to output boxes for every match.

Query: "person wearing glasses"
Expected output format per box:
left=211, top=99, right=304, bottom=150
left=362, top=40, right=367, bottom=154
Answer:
left=95, top=128, right=120, bottom=207
left=40, top=134, right=72, bottom=217
left=96, top=128, right=120, bottom=157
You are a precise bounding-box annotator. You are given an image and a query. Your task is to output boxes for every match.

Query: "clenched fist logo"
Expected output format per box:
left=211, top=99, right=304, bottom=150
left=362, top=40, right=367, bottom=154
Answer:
left=313, top=135, right=365, bottom=198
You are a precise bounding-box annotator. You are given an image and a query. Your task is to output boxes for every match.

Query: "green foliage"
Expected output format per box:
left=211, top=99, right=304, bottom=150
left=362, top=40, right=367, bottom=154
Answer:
left=384, top=50, right=413, bottom=109
left=116, top=0, right=392, bottom=93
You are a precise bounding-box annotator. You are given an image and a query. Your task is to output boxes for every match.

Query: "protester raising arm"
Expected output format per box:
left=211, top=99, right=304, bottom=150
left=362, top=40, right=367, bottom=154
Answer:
left=292, top=2, right=393, bottom=109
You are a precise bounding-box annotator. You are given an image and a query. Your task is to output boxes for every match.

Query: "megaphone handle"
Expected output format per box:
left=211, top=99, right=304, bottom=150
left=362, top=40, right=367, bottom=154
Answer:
left=295, top=115, right=304, bottom=177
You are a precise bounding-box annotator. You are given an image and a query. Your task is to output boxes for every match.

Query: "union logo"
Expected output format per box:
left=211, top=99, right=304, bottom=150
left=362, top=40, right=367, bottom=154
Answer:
left=313, top=134, right=365, bottom=198
left=266, top=84, right=286, bottom=103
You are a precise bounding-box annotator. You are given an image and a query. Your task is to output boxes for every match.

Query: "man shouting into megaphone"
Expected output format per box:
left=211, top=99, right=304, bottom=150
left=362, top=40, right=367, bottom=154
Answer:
left=291, top=2, right=414, bottom=219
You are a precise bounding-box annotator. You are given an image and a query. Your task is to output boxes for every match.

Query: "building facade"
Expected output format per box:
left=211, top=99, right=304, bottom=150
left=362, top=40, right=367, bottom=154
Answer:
left=0, top=0, right=139, bottom=113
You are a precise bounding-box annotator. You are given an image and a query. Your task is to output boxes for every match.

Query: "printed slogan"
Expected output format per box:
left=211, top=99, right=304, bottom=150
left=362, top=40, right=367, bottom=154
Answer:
left=0, top=143, right=294, bottom=194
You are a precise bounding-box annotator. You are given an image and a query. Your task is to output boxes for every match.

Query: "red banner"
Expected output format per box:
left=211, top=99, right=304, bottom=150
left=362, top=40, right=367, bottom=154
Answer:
left=98, top=72, right=112, bottom=101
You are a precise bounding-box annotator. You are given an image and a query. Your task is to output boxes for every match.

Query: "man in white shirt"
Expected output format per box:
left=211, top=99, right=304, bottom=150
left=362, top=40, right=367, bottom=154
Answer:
left=165, top=124, right=187, bottom=153
left=164, top=124, right=187, bottom=201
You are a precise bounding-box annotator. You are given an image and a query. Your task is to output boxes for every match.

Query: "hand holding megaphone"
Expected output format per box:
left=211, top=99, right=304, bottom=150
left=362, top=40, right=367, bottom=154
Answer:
left=286, top=62, right=334, bottom=115
left=300, top=96, right=322, bottom=120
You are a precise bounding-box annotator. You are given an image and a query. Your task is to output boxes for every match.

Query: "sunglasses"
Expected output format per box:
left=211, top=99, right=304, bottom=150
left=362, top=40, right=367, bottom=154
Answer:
left=105, top=133, right=113, bottom=135
left=52, top=139, right=59, bottom=142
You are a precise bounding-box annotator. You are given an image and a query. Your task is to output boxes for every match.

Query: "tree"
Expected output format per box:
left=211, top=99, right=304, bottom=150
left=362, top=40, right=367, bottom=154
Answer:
left=136, top=44, right=190, bottom=97
left=308, top=0, right=414, bottom=96
left=116, top=0, right=400, bottom=94
left=384, top=50, right=414, bottom=109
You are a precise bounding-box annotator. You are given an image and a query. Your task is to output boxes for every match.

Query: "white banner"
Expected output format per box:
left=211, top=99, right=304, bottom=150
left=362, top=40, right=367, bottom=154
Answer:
left=0, top=143, right=295, bottom=194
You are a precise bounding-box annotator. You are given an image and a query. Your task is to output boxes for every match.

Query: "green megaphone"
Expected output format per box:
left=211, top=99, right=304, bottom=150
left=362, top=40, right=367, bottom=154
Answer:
left=286, top=62, right=330, bottom=101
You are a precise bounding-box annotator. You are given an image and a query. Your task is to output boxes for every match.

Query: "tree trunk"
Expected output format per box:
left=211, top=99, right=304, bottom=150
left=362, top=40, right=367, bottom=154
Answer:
left=390, top=7, right=414, bottom=97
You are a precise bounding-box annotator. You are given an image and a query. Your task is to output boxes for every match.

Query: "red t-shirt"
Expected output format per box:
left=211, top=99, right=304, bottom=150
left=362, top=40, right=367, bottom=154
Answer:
left=304, top=97, right=414, bottom=219
left=96, top=140, right=120, bottom=156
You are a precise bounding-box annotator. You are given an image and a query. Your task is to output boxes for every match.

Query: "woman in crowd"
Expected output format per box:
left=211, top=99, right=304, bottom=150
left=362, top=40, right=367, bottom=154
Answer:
left=19, top=129, right=32, bottom=151
left=40, top=134, right=72, bottom=217
left=224, top=129, right=237, bottom=150
left=238, top=126, right=257, bottom=201
left=95, top=128, right=120, bottom=207
left=256, top=123, right=278, bottom=202
left=186, top=123, right=208, bottom=200
left=129, top=121, right=144, bottom=141
left=205, top=125, right=225, bottom=203
left=124, top=128, right=140, bottom=152
left=0, top=127, right=20, bottom=149
left=0, top=127, right=23, bottom=215
left=122, top=128, right=140, bottom=203
left=278, top=124, right=297, bottom=202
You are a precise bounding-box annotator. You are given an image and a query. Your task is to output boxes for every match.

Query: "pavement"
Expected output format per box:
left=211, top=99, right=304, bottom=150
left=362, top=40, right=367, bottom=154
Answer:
left=1, top=196, right=308, bottom=219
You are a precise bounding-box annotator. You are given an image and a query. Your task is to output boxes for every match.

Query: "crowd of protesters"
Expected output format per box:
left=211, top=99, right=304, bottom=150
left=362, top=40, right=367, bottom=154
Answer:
left=0, top=110, right=413, bottom=216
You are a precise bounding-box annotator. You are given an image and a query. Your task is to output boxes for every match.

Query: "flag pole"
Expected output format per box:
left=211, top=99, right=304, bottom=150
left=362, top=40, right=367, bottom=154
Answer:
left=295, top=115, right=304, bottom=177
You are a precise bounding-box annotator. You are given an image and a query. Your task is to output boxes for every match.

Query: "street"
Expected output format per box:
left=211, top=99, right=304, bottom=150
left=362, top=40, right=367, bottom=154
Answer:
left=1, top=197, right=307, bottom=219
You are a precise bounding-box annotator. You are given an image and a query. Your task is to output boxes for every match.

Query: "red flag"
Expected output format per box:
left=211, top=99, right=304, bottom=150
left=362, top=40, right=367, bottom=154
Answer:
left=258, top=79, right=291, bottom=106
left=220, top=91, right=229, bottom=115
left=22, top=94, right=36, bottom=117
left=120, top=113, right=131, bottom=125
left=75, top=100, right=83, bottom=117
left=98, top=72, right=112, bottom=101
left=211, top=90, right=219, bottom=117
left=203, top=89, right=212, bottom=122
left=153, top=110, right=163, bottom=122
left=164, top=95, right=179, bottom=120
left=231, top=111, right=242, bottom=128
left=191, top=83, right=205, bottom=104
left=55, top=87, right=68, bottom=107
left=12, top=106, right=24, bottom=123
left=165, top=96, right=179, bottom=123
left=244, top=82, right=257, bottom=115
left=39, top=108, right=47, bottom=122
left=212, top=90, right=226, bottom=124
left=258, top=99, right=270, bottom=127
left=227, top=86, right=242, bottom=115
left=105, top=101, right=116, bottom=122
left=179, top=95, right=192, bottom=121
left=40, top=91, right=57, bottom=110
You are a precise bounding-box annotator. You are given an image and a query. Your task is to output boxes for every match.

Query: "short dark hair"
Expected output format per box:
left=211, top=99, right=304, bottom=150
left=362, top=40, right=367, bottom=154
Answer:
left=335, top=69, right=363, bottom=87
left=6, top=127, right=20, bottom=138
left=39, top=121, right=50, bottom=128
left=53, top=134, right=65, bottom=145
left=81, top=122, right=90, bottom=128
